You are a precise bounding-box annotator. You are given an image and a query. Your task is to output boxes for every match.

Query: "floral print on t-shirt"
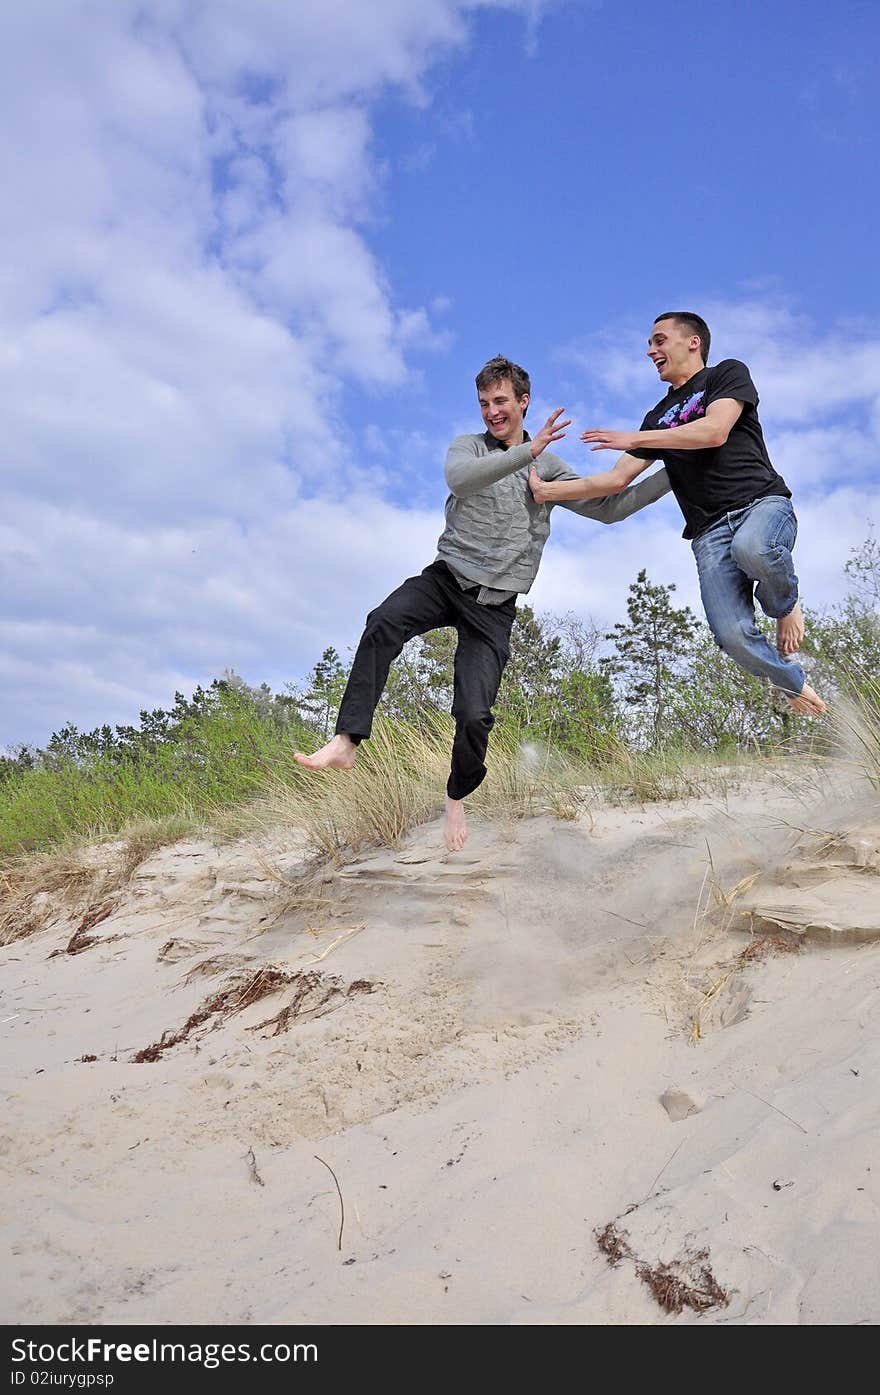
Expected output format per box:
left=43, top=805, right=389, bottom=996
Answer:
left=658, top=389, right=706, bottom=428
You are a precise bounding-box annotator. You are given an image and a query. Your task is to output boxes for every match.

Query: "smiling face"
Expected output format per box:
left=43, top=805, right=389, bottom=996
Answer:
left=478, top=377, right=529, bottom=446
left=647, top=318, right=705, bottom=388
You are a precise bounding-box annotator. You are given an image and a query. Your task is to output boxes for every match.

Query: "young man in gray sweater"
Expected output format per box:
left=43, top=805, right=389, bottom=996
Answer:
left=295, top=355, right=670, bottom=850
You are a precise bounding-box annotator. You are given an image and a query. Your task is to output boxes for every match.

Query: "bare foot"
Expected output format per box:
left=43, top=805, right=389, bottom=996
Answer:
left=777, top=601, right=805, bottom=656
left=784, top=683, right=826, bottom=716
left=294, top=733, right=358, bottom=770
left=444, top=795, right=467, bottom=852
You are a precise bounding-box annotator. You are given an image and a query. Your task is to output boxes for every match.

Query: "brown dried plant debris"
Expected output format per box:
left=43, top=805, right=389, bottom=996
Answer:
left=738, top=932, right=801, bottom=963
left=76, top=898, right=119, bottom=934
left=48, top=926, right=99, bottom=958
left=251, top=975, right=377, bottom=1037
left=636, top=1252, right=729, bottom=1315
left=594, top=1223, right=729, bottom=1316
left=132, top=966, right=297, bottom=1062
left=595, top=1221, right=630, bottom=1266
left=132, top=966, right=379, bottom=1062
left=247, top=1146, right=265, bottom=1187
left=49, top=901, right=121, bottom=958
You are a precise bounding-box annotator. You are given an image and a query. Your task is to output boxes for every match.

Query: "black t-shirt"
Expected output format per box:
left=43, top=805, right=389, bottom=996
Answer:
left=632, top=358, right=790, bottom=539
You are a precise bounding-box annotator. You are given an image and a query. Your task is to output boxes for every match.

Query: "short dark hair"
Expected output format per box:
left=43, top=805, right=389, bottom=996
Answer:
left=654, top=311, right=711, bottom=364
left=475, top=355, right=531, bottom=407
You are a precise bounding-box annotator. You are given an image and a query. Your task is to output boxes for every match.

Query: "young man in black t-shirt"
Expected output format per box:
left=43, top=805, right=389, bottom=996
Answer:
left=528, top=311, right=825, bottom=717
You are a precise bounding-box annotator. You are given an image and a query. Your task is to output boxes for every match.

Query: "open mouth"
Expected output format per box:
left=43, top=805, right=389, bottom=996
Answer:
left=653, top=357, right=667, bottom=372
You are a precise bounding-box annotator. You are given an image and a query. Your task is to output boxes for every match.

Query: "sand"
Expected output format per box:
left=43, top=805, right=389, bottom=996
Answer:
left=2, top=770, right=879, bottom=1325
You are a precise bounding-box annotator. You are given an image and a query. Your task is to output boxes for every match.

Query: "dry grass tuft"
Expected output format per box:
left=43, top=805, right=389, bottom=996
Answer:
left=239, top=715, right=590, bottom=858
left=689, top=930, right=801, bottom=1044
left=825, top=680, right=880, bottom=789
left=0, top=850, right=98, bottom=946
left=112, top=815, right=199, bottom=884
left=0, top=813, right=201, bottom=947
left=688, top=850, right=802, bottom=1040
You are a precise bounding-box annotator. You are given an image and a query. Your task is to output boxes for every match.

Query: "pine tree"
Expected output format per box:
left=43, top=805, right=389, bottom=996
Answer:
left=296, top=647, right=349, bottom=739
left=604, top=570, right=697, bottom=746
left=500, top=605, right=563, bottom=727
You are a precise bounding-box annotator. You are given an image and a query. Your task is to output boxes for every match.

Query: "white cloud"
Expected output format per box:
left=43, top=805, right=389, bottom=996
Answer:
left=700, top=299, right=880, bottom=425
left=566, top=305, right=880, bottom=431
left=278, top=107, right=376, bottom=214
left=0, top=488, right=441, bottom=742
left=2, top=0, right=552, bottom=742
left=529, top=498, right=696, bottom=622
left=2, top=5, right=873, bottom=751
left=771, top=425, right=878, bottom=493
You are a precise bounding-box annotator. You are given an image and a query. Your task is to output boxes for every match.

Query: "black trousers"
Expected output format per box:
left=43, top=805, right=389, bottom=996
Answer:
left=335, top=561, right=515, bottom=800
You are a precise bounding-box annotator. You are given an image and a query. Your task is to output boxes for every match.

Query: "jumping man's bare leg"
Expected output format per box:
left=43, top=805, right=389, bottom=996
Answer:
left=776, top=600, right=805, bottom=656
left=444, top=794, right=468, bottom=852
left=294, top=733, right=358, bottom=770
left=784, top=683, right=826, bottom=716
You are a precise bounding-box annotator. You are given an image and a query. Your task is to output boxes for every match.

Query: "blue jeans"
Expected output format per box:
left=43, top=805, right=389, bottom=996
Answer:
left=691, top=495, right=805, bottom=696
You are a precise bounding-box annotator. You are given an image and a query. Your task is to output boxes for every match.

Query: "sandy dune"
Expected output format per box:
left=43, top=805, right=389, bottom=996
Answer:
left=2, top=772, right=879, bottom=1325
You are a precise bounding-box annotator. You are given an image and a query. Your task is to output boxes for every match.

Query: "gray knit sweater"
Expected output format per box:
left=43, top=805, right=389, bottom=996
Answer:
left=435, top=431, right=671, bottom=593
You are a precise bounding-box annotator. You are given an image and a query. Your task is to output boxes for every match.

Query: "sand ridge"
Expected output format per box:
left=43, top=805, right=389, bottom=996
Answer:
left=2, top=774, right=879, bottom=1324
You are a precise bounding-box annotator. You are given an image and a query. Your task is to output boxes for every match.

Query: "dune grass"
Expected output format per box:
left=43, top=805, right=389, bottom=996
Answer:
left=1, top=702, right=823, bottom=880
left=0, top=691, right=303, bottom=858
left=0, top=812, right=205, bottom=947
left=589, top=733, right=768, bottom=805
left=0, top=689, right=304, bottom=939
left=235, top=714, right=787, bottom=859
left=4, top=668, right=869, bottom=940
left=826, top=672, right=880, bottom=790
left=0, top=847, right=97, bottom=946
left=232, top=714, right=591, bottom=857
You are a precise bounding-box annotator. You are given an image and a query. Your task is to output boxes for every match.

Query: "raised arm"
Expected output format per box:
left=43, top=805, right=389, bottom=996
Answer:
left=580, top=398, right=745, bottom=454
left=445, top=435, right=535, bottom=497
left=445, top=407, right=571, bottom=497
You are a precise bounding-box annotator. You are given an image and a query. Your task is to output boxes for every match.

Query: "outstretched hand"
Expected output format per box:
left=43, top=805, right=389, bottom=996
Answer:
left=580, top=427, right=638, bottom=452
left=530, top=407, right=572, bottom=459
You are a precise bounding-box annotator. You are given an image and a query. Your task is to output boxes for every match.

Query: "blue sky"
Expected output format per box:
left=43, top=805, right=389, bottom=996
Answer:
left=2, top=0, right=878, bottom=745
